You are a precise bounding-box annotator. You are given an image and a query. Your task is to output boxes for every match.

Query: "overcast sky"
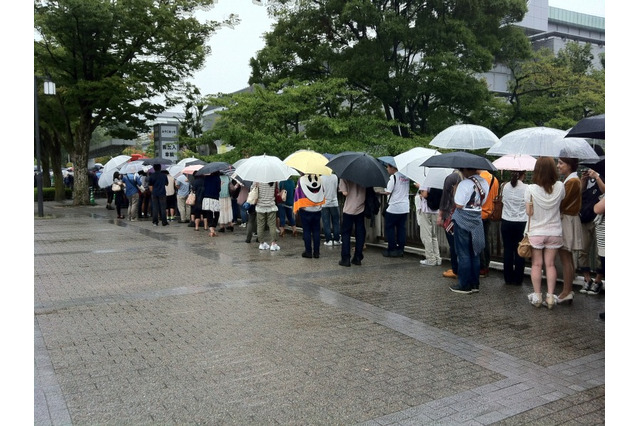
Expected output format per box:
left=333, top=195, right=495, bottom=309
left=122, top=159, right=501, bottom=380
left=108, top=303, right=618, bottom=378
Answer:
left=178, top=0, right=605, bottom=109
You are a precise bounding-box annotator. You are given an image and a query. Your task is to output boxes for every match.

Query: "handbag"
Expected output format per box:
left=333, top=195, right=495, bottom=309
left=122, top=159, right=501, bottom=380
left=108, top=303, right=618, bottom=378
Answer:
left=112, top=182, right=122, bottom=192
left=186, top=191, right=196, bottom=206
left=275, top=185, right=284, bottom=204
left=247, top=184, right=259, bottom=205
left=489, top=182, right=504, bottom=221
left=517, top=196, right=533, bottom=258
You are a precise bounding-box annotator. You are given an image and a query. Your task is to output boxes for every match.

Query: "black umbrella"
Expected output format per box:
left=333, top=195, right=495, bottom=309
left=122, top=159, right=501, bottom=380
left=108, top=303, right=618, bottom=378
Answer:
left=185, top=159, right=207, bottom=166
left=326, top=151, right=390, bottom=188
left=565, top=114, right=605, bottom=139
left=142, top=157, right=173, bottom=165
left=195, top=161, right=231, bottom=176
left=421, top=151, right=497, bottom=172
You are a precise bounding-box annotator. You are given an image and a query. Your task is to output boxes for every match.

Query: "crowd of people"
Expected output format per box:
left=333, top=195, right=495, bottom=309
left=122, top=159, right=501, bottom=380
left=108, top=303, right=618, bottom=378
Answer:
left=104, top=153, right=604, bottom=317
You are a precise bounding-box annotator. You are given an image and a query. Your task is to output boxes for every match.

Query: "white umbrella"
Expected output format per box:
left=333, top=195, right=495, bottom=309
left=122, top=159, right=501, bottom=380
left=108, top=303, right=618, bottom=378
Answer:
left=177, top=157, right=203, bottom=167
left=233, top=154, right=299, bottom=183
left=98, top=155, right=131, bottom=188
left=119, top=160, right=145, bottom=175
left=393, top=147, right=454, bottom=188
left=429, top=124, right=499, bottom=150
left=492, top=154, right=537, bottom=171
left=168, top=164, right=185, bottom=177
left=487, top=127, right=599, bottom=160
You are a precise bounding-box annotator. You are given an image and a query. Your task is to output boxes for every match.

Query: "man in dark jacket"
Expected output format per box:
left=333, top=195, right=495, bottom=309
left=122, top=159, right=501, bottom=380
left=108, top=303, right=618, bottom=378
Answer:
left=148, top=164, right=169, bottom=226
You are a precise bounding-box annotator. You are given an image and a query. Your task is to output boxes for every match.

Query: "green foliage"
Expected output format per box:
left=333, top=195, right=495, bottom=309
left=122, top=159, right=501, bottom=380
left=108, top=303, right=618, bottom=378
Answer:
left=35, top=187, right=73, bottom=202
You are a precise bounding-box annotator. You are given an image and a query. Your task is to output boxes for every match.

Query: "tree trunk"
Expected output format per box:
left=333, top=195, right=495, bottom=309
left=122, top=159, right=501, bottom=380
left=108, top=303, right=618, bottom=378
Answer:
left=71, top=116, right=93, bottom=205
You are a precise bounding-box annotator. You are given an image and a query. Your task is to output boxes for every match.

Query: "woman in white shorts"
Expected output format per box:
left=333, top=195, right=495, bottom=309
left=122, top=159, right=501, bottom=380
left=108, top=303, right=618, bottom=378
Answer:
left=524, top=157, right=565, bottom=309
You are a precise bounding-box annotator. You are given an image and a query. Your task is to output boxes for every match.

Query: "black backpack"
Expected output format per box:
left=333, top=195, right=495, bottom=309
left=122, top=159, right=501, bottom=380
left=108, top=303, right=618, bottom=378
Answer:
left=363, top=187, right=380, bottom=218
left=426, top=188, right=443, bottom=211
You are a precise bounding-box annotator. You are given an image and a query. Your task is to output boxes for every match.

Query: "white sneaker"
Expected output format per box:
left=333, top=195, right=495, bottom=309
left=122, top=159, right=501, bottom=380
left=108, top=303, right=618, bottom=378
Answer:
left=436, top=259, right=442, bottom=265
left=420, top=259, right=437, bottom=266
left=239, top=223, right=247, bottom=228
left=270, top=243, right=280, bottom=251
left=528, top=292, right=542, bottom=308
left=324, top=241, right=334, bottom=246
left=334, top=240, right=342, bottom=245
left=259, top=242, right=269, bottom=250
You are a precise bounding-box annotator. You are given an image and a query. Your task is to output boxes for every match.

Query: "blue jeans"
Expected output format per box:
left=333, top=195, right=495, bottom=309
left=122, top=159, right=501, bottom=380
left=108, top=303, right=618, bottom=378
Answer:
left=240, top=202, right=249, bottom=224
left=300, top=209, right=322, bottom=254
left=278, top=204, right=295, bottom=227
left=321, top=206, right=341, bottom=242
left=501, top=220, right=526, bottom=284
left=341, top=212, right=365, bottom=262
left=384, top=211, right=408, bottom=252
left=454, top=222, right=480, bottom=290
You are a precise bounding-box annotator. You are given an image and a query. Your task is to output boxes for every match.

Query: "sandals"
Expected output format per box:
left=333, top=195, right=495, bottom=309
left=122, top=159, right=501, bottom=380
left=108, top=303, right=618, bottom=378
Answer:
left=209, top=229, right=217, bottom=237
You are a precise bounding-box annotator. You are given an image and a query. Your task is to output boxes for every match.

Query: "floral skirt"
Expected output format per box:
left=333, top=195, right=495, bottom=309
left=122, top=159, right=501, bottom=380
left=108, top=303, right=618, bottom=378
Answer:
left=202, top=197, right=220, bottom=212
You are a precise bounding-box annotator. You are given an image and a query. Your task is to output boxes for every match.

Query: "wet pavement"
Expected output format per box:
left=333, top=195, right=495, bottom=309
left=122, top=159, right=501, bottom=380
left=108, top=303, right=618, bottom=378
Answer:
left=35, top=201, right=605, bottom=425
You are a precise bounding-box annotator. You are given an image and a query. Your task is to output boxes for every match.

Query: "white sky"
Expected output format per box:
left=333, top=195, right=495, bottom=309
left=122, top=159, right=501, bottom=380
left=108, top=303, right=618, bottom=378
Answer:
left=182, top=0, right=605, bottom=105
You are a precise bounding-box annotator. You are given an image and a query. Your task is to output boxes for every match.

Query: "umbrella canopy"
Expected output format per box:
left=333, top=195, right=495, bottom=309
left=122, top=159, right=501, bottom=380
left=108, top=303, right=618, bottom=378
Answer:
left=119, top=160, right=145, bottom=175
left=177, top=157, right=206, bottom=167
left=565, top=114, right=605, bottom=139
left=421, top=151, right=497, bottom=171
left=181, top=164, right=203, bottom=175
left=429, top=124, right=499, bottom=150
left=486, top=127, right=599, bottom=160
left=233, top=154, right=298, bottom=183
left=195, top=161, right=232, bottom=176
left=325, top=151, right=390, bottom=188
left=377, top=156, right=397, bottom=168
left=98, top=155, right=131, bottom=188
left=393, top=147, right=453, bottom=188
left=142, top=157, right=173, bottom=165
left=283, top=149, right=332, bottom=175
left=168, top=164, right=185, bottom=177
left=492, top=154, right=537, bottom=171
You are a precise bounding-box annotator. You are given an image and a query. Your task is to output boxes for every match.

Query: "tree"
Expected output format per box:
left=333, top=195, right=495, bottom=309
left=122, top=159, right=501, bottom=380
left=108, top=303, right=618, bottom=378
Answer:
left=34, top=0, right=234, bottom=204
left=249, top=0, right=531, bottom=137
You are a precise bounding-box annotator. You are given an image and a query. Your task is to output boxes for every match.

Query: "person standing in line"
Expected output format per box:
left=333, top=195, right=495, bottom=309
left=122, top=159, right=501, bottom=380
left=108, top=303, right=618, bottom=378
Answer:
left=148, top=164, right=169, bottom=226
left=123, top=170, right=143, bottom=221
left=175, top=173, right=191, bottom=223
left=479, top=170, right=500, bottom=277
left=229, top=178, right=243, bottom=226
left=321, top=173, right=341, bottom=246
left=338, top=178, right=367, bottom=267
left=556, top=155, right=583, bottom=304
left=500, top=171, right=528, bottom=285
left=138, top=170, right=150, bottom=218
left=112, top=171, right=128, bottom=219
left=449, top=168, right=489, bottom=294
left=294, top=174, right=326, bottom=259
left=217, top=173, right=234, bottom=232
left=381, top=162, right=410, bottom=257
left=277, top=178, right=297, bottom=237
left=164, top=170, right=177, bottom=222
left=415, top=181, right=443, bottom=266
left=437, top=170, right=463, bottom=279
left=255, top=181, right=280, bottom=251
left=524, top=157, right=565, bottom=309
left=190, top=174, right=206, bottom=231
left=201, top=172, right=222, bottom=237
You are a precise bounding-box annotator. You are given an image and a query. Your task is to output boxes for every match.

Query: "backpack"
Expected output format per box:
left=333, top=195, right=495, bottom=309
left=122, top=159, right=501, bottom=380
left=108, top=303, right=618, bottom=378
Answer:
left=426, top=188, right=442, bottom=211
left=363, top=187, right=380, bottom=218
left=580, top=180, right=602, bottom=223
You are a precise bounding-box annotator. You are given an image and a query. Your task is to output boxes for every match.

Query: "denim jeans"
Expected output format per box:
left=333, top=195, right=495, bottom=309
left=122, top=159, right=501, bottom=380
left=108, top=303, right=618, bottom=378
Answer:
left=300, top=209, right=322, bottom=254
left=321, top=206, right=341, bottom=242
left=501, top=219, right=526, bottom=284
left=341, top=212, right=365, bottom=261
left=454, top=223, right=480, bottom=290
left=384, top=211, right=408, bottom=252
left=278, top=204, right=295, bottom=227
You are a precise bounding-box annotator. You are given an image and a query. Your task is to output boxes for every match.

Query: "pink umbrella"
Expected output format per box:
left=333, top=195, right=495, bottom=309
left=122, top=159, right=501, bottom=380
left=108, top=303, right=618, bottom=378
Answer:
left=181, top=164, right=203, bottom=175
left=492, top=154, right=537, bottom=171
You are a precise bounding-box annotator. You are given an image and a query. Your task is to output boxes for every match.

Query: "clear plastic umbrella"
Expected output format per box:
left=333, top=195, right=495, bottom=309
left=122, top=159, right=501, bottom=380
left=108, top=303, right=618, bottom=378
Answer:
left=429, top=124, right=499, bottom=150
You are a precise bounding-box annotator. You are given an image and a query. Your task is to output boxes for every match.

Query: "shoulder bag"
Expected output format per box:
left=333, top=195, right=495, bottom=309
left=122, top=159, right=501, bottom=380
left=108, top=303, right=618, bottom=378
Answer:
left=489, top=182, right=504, bottom=222
left=517, top=195, right=533, bottom=258
left=186, top=191, right=196, bottom=206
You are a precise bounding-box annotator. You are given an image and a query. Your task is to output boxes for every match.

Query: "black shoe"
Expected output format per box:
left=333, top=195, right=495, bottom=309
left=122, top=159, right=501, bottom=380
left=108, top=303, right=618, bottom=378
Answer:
left=301, top=252, right=312, bottom=258
left=471, top=285, right=479, bottom=293
left=587, top=281, right=603, bottom=295
left=162, top=222, right=168, bottom=226
left=390, top=250, right=404, bottom=258
left=188, top=222, right=195, bottom=227
left=218, top=227, right=225, bottom=233
left=245, top=239, right=252, bottom=244
left=226, top=226, right=234, bottom=232
left=382, top=250, right=391, bottom=257
left=351, top=256, right=361, bottom=265
left=449, top=285, right=472, bottom=294
left=599, top=312, right=605, bottom=321
left=339, top=259, right=351, bottom=267
left=313, top=252, right=319, bottom=258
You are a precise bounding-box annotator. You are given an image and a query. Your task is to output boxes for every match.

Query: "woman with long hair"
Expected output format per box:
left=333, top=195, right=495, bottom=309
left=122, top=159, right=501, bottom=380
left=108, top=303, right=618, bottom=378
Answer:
left=524, top=157, right=565, bottom=309
left=500, top=171, right=527, bottom=285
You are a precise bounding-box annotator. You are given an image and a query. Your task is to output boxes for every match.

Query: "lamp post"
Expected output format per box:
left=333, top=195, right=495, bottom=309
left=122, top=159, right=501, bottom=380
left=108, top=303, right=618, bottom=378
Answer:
left=34, top=76, right=56, bottom=217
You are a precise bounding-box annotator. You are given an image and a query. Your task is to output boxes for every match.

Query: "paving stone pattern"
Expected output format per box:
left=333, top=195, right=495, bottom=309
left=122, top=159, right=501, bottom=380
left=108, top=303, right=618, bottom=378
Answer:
left=35, top=202, right=605, bottom=425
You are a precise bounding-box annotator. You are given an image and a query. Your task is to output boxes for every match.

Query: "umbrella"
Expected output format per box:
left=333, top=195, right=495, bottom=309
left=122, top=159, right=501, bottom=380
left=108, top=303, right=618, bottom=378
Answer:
left=177, top=157, right=205, bottom=167
left=486, top=127, right=598, bottom=159
left=421, top=151, right=497, bottom=172
left=233, top=154, right=298, bottom=183
left=283, top=149, right=332, bottom=175
left=377, top=156, right=396, bottom=168
left=168, top=164, right=185, bottom=177
left=98, top=155, right=131, bottom=188
left=393, top=147, right=453, bottom=188
left=181, top=164, right=203, bottom=175
left=195, top=161, right=232, bottom=176
left=119, top=160, right=145, bottom=175
left=233, top=158, right=248, bottom=169
left=142, top=157, right=173, bottom=165
left=492, top=154, right=537, bottom=171
left=565, top=114, right=605, bottom=139
left=429, top=124, right=499, bottom=150
left=325, top=151, right=390, bottom=188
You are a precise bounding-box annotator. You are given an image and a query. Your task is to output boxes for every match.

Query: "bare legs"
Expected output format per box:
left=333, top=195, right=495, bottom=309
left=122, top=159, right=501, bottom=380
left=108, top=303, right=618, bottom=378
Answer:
left=558, top=249, right=574, bottom=299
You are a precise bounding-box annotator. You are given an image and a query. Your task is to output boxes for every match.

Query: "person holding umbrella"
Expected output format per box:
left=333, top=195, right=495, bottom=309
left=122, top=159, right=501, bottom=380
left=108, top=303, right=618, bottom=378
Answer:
left=148, top=164, right=169, bottom=226
left=338, top=178, right=367, bottom=267
left=381, top=161, right=411, bottom=257
left=449, top=167, right=489, bottom=294
left=437, top=170, right=463, bottom=279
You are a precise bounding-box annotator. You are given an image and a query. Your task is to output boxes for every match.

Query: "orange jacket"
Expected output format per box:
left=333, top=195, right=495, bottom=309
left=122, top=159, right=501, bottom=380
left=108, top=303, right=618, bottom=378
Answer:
left=480, top=170, right=499, bottom=220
